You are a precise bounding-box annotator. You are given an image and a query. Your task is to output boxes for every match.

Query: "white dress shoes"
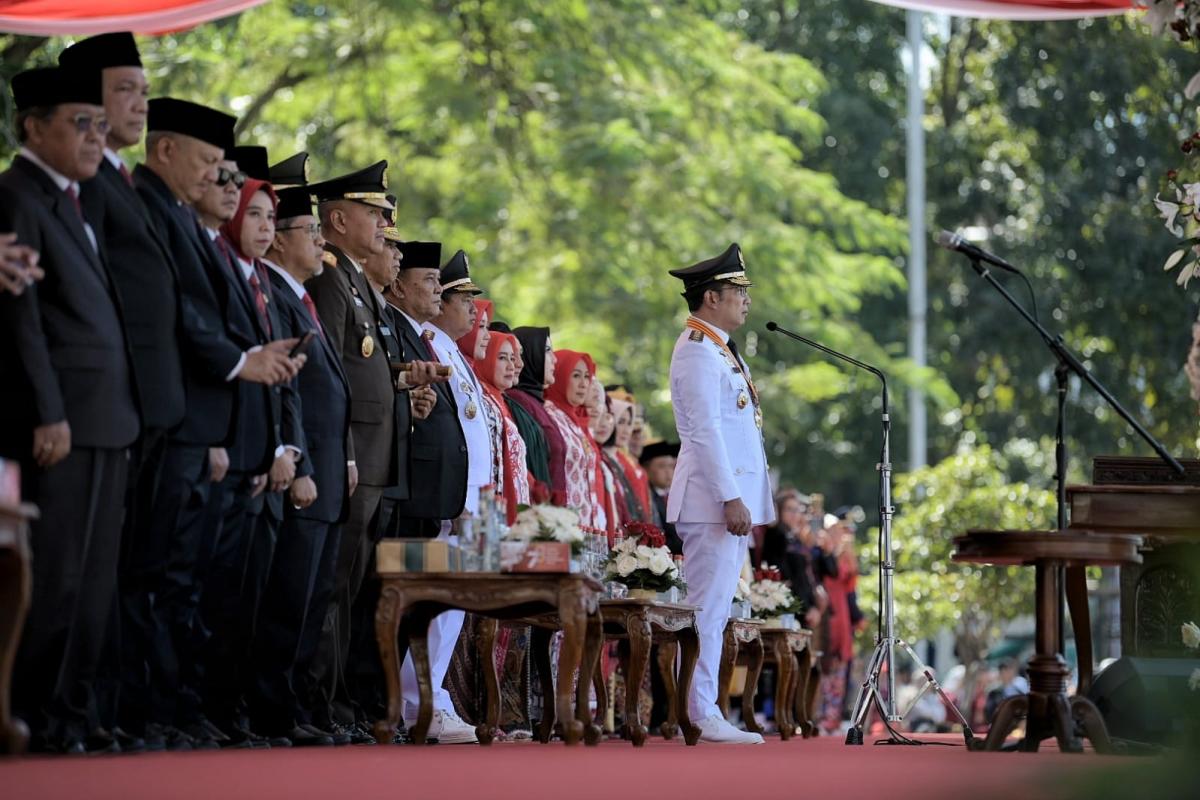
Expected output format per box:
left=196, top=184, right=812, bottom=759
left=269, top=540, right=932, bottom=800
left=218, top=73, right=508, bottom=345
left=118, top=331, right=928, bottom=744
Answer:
left=404, top=709, right=478, bottom=744
left=696, top=714, right=764, bottom=744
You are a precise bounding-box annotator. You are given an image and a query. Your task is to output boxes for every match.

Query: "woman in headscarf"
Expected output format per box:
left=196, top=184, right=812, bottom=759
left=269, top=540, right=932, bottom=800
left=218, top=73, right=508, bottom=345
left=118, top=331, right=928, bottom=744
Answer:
left=509, top=327, right=565, bottom=505
left=457, top=299, right=493, bottom=365
left=608, top=389, right=653, bottom=519
left=476, top=331, right=530, bottom=523
left=543, top=349, right=600, bottom=528
left=601, top=396, right=646, bottom=526
left=586, top=383, right=621, bottom=539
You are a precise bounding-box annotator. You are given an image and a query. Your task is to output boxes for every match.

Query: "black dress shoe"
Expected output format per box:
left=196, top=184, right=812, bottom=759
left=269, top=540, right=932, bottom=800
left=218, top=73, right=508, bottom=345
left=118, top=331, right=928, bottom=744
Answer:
left=322, top=722, right=354, bottom=746
left=281, top=725, right=331, bottom=747
left=348, top=721, right=376, bottom=745
left=28, top=733, right=87, bottom=755
left=84, top=729, right=122, bottom=755
left=301, top=723, right=346, bottom=746
left=219, top=723, right=271, bottom=750
left=180, top=720, right=225, bottom=750
left=110, top=727, right=147, bottom=754
left=144, top=723, right=193, bottom=752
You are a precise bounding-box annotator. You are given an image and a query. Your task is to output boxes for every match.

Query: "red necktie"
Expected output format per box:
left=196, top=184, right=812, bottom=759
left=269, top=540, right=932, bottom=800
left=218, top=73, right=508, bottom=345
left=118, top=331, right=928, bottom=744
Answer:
left=248, top=270, right=272, bottom=336
left=65, top=185, right=83, bottom=220
left=118, top=162, right=133, bottom=188
left=421, top=329, right=440, bottom=362
left=301, top=292, right=324, bottom=339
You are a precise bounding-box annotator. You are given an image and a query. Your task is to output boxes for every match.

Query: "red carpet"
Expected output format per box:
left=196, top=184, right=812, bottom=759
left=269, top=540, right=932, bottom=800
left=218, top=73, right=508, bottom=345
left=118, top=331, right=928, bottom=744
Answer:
left=0, top=734, right=1168, bottom=800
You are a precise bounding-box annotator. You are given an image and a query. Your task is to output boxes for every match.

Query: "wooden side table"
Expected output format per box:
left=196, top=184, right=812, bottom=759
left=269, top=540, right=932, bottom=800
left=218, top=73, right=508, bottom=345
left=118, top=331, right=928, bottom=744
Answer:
left=953, top=529, right=1142, bottom=753
left=751, top=627, right=813, bottom=741
left=0, top=501, right=34, bottom=756
left=717, top=618, right=764, bottom=727
left=373, top=573, right=603, bottom=746
left=586, top=599, right=702, bottom=747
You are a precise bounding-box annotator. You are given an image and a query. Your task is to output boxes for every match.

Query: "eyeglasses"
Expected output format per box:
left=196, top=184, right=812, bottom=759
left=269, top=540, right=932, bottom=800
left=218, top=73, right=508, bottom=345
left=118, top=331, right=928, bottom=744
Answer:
left=70, top=113, right=110, bottom=136
left=277, top=222, right=322, bottom=237
left=723, top=286, right=750, bottom=298
left=215, top=168, right=247, bottom=188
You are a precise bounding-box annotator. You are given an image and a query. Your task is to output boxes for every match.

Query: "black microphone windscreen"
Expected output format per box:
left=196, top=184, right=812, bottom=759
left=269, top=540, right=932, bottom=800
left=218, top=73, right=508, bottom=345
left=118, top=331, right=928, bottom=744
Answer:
left=765, top=321, right=777, bottom=331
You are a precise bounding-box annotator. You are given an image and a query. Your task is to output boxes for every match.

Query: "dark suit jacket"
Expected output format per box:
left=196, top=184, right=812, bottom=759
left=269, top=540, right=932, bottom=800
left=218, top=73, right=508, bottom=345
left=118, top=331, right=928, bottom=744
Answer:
left=389, top=306, right=467, bottom=522
left=200, top=241, right=284, bottom=476
left=375, top=292, right=413, bottom=503
left=304, top=244, right=396, bottom=489
left=269, top=267, right=353, bottom=524
left=133, top=164, right=242, bottom=446
left=0, top=155, right=140, bottom=459
left=83, top=157, right=185, bottom=431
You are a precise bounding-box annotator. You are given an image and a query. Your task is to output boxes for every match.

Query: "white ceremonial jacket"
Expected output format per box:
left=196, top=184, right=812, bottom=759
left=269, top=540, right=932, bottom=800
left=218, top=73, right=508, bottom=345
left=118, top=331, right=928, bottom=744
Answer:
left=667, top=319, right=774, bottom=527
left=424, top=324, right=494, bottom=500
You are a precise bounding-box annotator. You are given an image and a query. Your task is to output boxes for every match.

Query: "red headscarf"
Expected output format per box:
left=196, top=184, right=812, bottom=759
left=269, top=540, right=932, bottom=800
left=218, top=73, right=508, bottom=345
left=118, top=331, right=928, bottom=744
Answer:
left=477, top=331, right=518, bottom=415
left=545, top=349, right=595, bottom=435
left=457, top=299, right=493, bottom=365
left=220, top=178, right=278, bottom=262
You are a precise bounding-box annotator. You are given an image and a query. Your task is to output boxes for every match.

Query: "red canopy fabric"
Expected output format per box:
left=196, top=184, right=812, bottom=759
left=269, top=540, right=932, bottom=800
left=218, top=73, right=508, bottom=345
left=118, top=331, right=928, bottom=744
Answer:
left=867, top=1, right=1137, bottom=19
left=0, top=0, right=266, bottom=34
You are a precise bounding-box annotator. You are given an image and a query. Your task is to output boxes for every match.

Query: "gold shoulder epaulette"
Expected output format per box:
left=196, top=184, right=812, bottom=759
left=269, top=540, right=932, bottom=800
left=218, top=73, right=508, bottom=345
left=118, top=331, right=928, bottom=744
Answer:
left=688, top=329, right=704, bottom=343
left=322, top=251, right=338, bottom=267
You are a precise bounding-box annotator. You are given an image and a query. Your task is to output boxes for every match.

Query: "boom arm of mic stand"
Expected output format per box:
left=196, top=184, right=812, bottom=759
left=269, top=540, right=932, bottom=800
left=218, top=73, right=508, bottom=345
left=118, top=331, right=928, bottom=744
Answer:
left=964, top=258, right=1185, bottom=476
left=765, top=322, right=889, bottom=411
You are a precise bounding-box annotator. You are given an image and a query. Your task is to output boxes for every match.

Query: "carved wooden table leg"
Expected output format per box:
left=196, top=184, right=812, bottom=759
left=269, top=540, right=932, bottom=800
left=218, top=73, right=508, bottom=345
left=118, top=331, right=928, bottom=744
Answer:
left=717, top=622, right=738, bottom=721
left=773, top=636, right=795, bottom=740
left=531, top=625, right=555, bottom=743
left=984, top=694, right=1029, bottom=751
left=373, top=583, right=405, bottom=745
left=476, top=617, right=500, bottom=745
left=676, top=624, right=701, bottom=746
left=579, top=612, right=604, bottom=746
left=0, top=532, right=31, bottom=755
left=741, top=635, right=765, bottom=735
left=623, top=617, right=651, bottom=747
left=555, top=589, right=587, bottom=746
left=404, top=604, right=438, bottom=745
left=793, top=644, right=813, bottom=738
left=1071, top=696, right=1113, bottom=754
left=804, top=658, right=821, bottom=738
left=657, top=641, right=679, bottom=740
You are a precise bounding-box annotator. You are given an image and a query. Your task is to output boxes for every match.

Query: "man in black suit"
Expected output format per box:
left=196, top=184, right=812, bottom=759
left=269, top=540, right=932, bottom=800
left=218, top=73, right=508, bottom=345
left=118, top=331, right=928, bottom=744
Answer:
left=250, top=182, right=348, bottom=746
left=640, top=440, right=681, bottom=554
left=0, top=67, right=141, bottom=754
left=60, top=32, right=189, bottom=750
left=134, top=98, right=302, bottom=748
left=384, top=241, right=475, bottom=743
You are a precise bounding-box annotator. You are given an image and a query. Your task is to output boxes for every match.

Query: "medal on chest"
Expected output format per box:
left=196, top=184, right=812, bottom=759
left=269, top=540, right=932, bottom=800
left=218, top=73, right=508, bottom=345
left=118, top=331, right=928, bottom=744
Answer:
left=360, top=321, right=375, bottom=358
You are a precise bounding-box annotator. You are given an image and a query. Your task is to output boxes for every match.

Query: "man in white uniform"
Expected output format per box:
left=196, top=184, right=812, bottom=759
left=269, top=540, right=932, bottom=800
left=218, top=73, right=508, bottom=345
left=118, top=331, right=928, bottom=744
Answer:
left=667, top=243, right=773, bottom=744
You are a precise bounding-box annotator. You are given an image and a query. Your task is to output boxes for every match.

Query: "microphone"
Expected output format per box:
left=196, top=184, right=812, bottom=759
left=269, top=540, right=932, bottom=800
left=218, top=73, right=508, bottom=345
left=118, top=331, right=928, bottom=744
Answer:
left=765, top=322, right=888, bottom=410
left=934, top=230, right=1021, bottom=274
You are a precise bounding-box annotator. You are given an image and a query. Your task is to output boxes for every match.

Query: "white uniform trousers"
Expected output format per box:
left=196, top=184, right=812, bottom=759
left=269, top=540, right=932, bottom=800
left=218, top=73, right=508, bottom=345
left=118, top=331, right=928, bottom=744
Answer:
left=678, top=521, right=748, bottom=721
left=400, top=524, right=466, bottom=716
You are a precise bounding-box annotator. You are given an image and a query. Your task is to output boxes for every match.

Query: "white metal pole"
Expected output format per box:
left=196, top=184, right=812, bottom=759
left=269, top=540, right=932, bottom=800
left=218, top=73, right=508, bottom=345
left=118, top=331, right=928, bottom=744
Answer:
left=906, top=9, right=928, bottom=471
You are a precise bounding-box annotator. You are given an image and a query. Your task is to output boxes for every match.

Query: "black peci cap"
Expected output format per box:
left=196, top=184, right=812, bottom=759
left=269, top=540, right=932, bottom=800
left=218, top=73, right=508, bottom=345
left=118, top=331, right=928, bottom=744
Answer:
left=668, top=243, right=752, bottom=293
left=11, top=66, right=102, bottom=111
left=146, top=98, right=236, bottom=151
left=269, top=152, right=310, bottom=187
left=275, top=187, right=315, bottom=221
left=397, top=241, right=441, bottom=271
left=310, top=160, right=394, bottom=210
left=229, top=145, right=269, bottom=180
left=638, top=441, right=680, bottom=465
left=59, top=32, right=142, bottom=71
left=439, top=249, right=482, bottom=294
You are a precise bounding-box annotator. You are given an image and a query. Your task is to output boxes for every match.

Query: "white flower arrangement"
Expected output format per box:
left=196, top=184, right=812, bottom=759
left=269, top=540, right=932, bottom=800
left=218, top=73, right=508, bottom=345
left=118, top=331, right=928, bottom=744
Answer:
left=748, top=568, right=803, bottom=619
left=503, top=504, right=586, bottom=554
left=604, top=523, right=686, bottom=593
left=734, top=578, right=752, bottom=603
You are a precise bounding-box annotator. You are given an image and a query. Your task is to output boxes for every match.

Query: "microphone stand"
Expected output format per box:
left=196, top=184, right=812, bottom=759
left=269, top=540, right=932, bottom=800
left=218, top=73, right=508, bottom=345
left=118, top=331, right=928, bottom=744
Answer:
left=958, top=255, right=1185, bottom=669
left=765, top=322, right=976, bottom=748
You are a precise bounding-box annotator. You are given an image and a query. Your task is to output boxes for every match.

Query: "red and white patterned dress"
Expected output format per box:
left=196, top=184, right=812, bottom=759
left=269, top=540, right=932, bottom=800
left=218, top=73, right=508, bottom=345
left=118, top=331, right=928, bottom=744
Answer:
left=544, top=402, right=598, bottom=526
